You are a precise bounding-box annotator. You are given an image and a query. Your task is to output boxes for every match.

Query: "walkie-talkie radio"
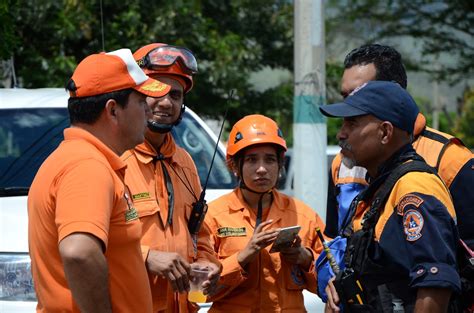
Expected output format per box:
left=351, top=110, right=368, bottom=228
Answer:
left=187, top=90, right=234, bottom=235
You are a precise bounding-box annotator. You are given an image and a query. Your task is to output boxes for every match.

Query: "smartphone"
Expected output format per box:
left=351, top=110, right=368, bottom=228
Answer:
left=269, top=225, right=301, bottom=253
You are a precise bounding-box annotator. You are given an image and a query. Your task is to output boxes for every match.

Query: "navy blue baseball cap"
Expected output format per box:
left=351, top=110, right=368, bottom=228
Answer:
left=319, top=81, right=419, bottom=134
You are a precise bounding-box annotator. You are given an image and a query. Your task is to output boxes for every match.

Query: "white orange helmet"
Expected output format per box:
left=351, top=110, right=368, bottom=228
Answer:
left=227, top=114, right=287, bottom=162
left=133, top=43, right=196, bottom=93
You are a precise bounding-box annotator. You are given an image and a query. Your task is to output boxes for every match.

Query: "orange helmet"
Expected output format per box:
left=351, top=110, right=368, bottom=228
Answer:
left=133, top=43, right=195, bottom=93
left=227, top=114, right=287, bottom=162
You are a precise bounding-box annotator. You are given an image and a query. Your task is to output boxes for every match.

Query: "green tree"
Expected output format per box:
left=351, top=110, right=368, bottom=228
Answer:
left=1, top=0, right=295, bottom=132
left=325, top=60, right=344, bottom=144
left=4, top=1, right=471, bottom=145
left=327, top=0, right=474, bottom=84
left=325, top=0, right=474, bottom=141
left=454, top=87, right=474, bottom=149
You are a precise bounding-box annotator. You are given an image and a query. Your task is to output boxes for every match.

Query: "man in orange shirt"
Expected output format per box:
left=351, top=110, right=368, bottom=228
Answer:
left=121, top=43, right=220, bottom=313
left=28, top=48, right=171, bottom=312
left=205, top=115, right=325, bottom=312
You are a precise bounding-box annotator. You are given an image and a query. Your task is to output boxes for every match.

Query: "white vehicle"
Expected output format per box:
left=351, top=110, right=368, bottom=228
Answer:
left=0, top=88, right=323, bottom=312
left=278, top=146, right=341, bottom=197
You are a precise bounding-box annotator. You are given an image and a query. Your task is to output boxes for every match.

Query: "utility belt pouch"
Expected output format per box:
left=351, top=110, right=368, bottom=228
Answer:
left=335, top=268, right=366, bottom=307
left=345, top=228, right=372, bottom=273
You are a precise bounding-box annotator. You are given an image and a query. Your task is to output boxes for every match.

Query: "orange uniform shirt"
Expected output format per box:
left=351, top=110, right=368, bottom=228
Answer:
left=412, top=126, right=471, bottom=188
left=205, top=188, right=325, bottom=313
left=122, top=133, right=219, bottom=313
left=28, top=127, right=152, bottom=312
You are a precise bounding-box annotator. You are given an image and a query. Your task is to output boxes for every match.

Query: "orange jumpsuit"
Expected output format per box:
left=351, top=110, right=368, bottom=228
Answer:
left=122, top=133, right=219, bottom=313
left=205, top=188, right=325, bottom=312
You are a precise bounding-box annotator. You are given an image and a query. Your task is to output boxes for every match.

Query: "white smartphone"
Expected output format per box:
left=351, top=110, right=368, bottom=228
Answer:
left=269, top=225, right=301, bottom=253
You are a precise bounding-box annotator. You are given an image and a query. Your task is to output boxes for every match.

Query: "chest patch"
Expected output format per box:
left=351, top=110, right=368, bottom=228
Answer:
left=217, top=227, right=246, bottom=237
left=132, top=192, right=151, bottom=200
left=403, top=209, right=424, bottom=242
left=291, top=265, right=305, bottom=286
left=397, top=193, right=424, bottom=216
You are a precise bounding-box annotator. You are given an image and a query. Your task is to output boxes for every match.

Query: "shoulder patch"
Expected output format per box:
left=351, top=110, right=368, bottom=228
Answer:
left=397, top=193, right=424, bottom=216
left=217, top=227, right=246, bottom=238
left=403, top=209, right=424, bottom=242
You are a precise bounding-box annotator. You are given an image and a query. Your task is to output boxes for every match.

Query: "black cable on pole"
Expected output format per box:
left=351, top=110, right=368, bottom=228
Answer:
left=100, top=0, right=105, bottom=51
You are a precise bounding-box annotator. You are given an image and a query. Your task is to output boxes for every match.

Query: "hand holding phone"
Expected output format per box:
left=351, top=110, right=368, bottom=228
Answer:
left=269, top=225, right=301, bottom=253
left=237, top=220, right=280, bottom=268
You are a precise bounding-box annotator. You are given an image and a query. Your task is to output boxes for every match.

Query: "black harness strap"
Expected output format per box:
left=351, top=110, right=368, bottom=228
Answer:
left=361, top=159, right=436, bottom=231
left=153, top=155, right=175, bottom=226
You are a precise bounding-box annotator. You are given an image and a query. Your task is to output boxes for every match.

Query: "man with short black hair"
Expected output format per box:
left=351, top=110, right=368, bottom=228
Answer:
left=28, top=48, right=171, bottom=312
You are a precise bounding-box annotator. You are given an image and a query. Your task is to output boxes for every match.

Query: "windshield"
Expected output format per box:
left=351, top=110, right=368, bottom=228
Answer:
left=0, top=108, right=68, bottom=192
left=0, top=108, right=235, bottom=193
left=172, top=112, right=236, bottom=189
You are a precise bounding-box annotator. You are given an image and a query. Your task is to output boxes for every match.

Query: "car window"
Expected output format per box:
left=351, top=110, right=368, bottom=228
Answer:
left=0, top=107, right=235, bottom=193
left=0, top=108, right=69, bottom=192
left=172, top=111, right=236, bottom=189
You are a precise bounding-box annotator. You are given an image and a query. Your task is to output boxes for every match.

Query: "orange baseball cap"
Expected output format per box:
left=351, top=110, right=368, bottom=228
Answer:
left=68, top=48, right=171, bottom=98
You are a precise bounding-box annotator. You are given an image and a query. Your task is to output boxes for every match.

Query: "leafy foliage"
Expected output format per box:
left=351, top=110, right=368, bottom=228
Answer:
left=454, top=87, right=474, bottom=149
left=0, top=0, right=19, bottom=60
left=2, top=0, right=294, bottom=129
left=327, top=0, right=474, bottom=84
left=1, top=0, right=471, bottom=145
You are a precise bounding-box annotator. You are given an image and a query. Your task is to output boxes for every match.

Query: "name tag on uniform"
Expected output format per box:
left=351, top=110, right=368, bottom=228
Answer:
left=217, top=227, right=246, bottom=237
left=132, top=192, right=151, bottom=200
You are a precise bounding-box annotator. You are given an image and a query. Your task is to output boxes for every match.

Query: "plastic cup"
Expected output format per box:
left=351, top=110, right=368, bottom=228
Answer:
left=187, top=266, right=210, bottom=303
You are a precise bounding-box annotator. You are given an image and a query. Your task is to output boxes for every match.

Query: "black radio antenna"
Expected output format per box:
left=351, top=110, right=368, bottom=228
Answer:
left=188, top=90, right=234, bottom=234
left=201, top=90, right=233, bottom=199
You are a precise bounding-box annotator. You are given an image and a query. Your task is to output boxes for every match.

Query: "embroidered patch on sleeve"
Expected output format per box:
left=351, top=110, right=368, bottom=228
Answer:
left=403, top=209, right=424, bottom=242
left=217, top=227, right=246, bottom=237
left=397, top=193, right=424, bottom=216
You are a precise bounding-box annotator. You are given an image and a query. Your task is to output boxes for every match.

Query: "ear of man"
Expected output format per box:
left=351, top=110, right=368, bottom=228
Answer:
left=104, top=99, right=119, bottom=122
left=379, top=121, right=394, bottom=145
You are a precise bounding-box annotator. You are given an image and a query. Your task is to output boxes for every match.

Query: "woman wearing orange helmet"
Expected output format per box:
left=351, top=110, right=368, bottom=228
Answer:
left=122, top=43, right=221, bottom=313
left=205, top=114, right=326, bottom=312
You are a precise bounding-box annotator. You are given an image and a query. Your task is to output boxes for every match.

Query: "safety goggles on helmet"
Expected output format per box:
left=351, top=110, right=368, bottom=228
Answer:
left=136, top=45, right=198, bottom=75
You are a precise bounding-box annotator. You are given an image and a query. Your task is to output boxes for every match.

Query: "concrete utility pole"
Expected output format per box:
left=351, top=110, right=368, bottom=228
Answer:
left=293, top=0, right=327, bottom=220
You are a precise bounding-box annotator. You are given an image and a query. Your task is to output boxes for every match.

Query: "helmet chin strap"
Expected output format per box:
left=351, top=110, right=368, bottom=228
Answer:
left=235, top=158, right=278, bottom=228
left=147, top=120, right=174, bottom=133
left=147, top=104, right=185, bottom=133
left=239, top=180, right=272, bottom=195
left=239, top=181, right=274, bottom=228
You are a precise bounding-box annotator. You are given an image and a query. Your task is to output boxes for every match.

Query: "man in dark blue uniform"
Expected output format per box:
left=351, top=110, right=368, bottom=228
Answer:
left=325, top=44, right=474, bottom=253
left=320, top=81, right=460, bottom=313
